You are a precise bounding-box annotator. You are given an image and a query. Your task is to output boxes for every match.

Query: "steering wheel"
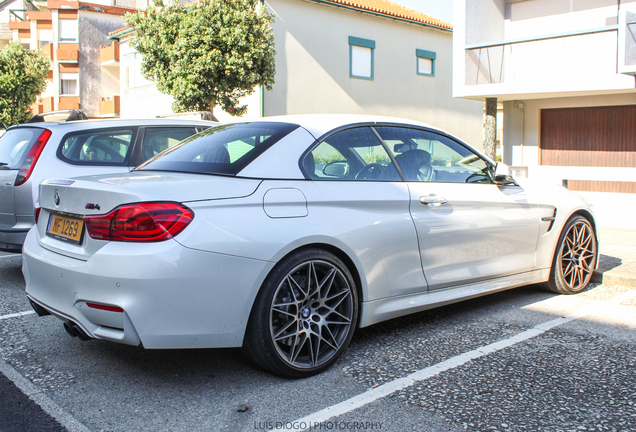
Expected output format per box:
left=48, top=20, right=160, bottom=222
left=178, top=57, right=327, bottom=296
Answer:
left=465, top=170, right=492, bottom=184
left=356, top=163, right=384, bottom=180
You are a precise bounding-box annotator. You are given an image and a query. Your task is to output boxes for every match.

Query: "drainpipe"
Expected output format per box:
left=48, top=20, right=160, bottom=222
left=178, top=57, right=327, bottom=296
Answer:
left=513, top=101, right=525, bottom=166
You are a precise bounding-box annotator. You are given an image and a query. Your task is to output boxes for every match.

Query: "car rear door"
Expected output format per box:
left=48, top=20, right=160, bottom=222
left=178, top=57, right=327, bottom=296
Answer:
left=375, top=126, right=540, bottom=290
left=302, top=126, right=427, bottom=299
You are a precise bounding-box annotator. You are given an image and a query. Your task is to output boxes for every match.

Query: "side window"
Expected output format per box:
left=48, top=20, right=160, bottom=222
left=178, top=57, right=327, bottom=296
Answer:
left=304, top=142, right=348, bottom=179
left=225, top=132, right=272, bottom=163
left=375, top=127, right=493, bottom=184
left=58, top=129, right=134, bottom=165
left=0, top=128, right=38, bottom=169
left=141, top=127, right=198, bottom=162
left=303, top=127, right=400, bottom=181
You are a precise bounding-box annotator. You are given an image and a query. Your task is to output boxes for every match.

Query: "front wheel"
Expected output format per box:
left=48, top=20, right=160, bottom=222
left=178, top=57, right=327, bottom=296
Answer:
left=543, top=215, right=597, bottom=294
left=243, top=249, right=358, bottom=378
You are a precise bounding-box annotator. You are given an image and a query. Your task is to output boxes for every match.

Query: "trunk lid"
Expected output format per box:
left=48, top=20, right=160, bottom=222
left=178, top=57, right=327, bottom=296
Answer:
left=36, top=171, right=261, bottom=260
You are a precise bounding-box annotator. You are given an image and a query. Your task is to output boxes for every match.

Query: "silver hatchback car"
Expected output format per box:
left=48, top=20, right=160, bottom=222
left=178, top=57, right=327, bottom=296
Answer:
left=0, top=114, right=214, bottom=252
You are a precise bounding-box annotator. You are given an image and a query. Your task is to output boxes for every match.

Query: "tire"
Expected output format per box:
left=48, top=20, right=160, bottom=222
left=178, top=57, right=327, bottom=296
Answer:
left=243, top=248, right=359, bottom=378
left=543, top=215, right=597, bottom=294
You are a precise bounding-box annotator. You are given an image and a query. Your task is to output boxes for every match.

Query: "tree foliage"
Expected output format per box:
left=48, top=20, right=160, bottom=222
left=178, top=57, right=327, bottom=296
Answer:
left=0, top=41, right=50, bottom=128
left=126, top=0, right=276, bottom=116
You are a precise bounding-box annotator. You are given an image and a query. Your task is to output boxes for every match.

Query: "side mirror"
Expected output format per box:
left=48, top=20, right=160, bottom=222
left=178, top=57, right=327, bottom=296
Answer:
left=323, top=161, right=349, bottom=177
left=494, top=162, right=517, bottom=186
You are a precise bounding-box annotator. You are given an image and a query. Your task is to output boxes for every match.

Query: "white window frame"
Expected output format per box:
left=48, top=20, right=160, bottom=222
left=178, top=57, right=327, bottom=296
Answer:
left=58, top=19, right=78, bottom=42
left=60, top=73, right=79, bottom=96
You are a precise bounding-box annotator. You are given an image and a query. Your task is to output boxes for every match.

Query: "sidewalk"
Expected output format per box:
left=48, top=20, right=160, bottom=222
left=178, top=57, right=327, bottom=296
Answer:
left=592, top=227, right=636, bottom=288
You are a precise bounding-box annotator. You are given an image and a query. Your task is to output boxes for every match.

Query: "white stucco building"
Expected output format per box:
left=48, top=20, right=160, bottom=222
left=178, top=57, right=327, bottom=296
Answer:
left=109, top=0, right=484, bottom=146
left=453, top=0, right=636, bottom=196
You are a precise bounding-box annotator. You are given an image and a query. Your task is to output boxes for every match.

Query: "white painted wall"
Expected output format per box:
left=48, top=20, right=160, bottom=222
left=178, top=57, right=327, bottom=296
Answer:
left=266, top=0, right=484, bottom=147
left=117, top=38, right=261, bottom=121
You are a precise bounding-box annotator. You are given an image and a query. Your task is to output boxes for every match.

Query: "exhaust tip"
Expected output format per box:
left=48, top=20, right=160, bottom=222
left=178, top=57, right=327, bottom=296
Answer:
left=73, top=325, right=92, bottom=341
left=63, top=322, right=77, bottom=337
left=63, top=322, right=93, bottom=341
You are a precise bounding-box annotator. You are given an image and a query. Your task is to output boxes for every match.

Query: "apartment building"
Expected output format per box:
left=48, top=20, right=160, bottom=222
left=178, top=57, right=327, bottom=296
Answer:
left=453, top=0, right=636, bottom=195
left=6, top=0, right=145, bottom=117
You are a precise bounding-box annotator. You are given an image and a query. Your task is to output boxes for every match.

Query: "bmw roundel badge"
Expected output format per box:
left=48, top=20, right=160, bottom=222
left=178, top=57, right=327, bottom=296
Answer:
left=54, top=190, right=60, bottom=206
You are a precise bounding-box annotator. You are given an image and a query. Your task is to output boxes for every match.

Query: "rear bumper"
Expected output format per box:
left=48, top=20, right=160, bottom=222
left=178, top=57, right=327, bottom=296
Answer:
left=22, top=228, right=274, bottom=349
left=0, top=227, right=30, bottom=252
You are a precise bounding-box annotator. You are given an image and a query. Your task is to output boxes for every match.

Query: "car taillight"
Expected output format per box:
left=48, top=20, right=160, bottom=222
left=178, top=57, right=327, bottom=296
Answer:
left=35, top=206, right=41, bottom=224
left=85, top=202, right=194, bottom=242
left=15, top=129, right=52, bottom=186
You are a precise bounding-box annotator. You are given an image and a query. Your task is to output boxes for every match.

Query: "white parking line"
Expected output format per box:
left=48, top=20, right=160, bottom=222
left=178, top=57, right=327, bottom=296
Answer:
left=280, top=290, right=636, bottom=432
left=0, top=310, right=35, bottom=321
left=0, top=254, right=19, bottom=259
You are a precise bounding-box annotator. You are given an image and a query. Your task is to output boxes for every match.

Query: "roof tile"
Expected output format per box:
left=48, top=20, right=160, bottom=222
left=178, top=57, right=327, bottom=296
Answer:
left=314, top=0, right=452, bottom=30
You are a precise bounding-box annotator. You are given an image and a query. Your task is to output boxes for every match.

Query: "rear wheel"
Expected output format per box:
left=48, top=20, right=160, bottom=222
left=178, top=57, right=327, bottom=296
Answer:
left=243, top=249, right=358, bottom=378
left=543, top=215, right=597, bottom=294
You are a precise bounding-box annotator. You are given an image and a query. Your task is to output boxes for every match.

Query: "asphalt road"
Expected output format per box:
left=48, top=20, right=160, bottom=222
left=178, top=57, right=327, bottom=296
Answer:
left=1, top=250, right=635, bottom=432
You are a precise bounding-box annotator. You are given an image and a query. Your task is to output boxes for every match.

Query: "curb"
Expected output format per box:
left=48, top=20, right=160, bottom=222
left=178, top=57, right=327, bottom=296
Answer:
left=592, top=270, right=636, bottom=288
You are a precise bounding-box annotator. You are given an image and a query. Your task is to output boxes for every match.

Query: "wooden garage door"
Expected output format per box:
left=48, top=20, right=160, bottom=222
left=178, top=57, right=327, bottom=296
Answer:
left=541, top=105, right=636, bottom=192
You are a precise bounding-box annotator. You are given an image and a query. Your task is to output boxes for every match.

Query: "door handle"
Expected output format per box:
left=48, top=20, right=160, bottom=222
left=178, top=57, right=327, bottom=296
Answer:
left=420, top=196, right=448, bottom=205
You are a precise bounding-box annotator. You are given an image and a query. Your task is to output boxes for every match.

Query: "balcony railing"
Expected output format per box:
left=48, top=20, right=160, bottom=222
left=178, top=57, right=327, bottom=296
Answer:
left=101, top=96, right=120, bottom=117
left=100, top=43, right=120, bottom=64
left=40, top=43, right=54, bottom=63
left=58, top=96, right=80, bottom=110
left=57, top=43, right=79, bottom=62
left=464, top=26, right=618, bottom=86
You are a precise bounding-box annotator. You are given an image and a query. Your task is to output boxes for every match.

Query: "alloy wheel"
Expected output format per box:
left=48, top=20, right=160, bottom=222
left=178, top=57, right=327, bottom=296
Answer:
left=559, top=219, right=596, bottom=291
left=269, top=259, right=354, bottom=369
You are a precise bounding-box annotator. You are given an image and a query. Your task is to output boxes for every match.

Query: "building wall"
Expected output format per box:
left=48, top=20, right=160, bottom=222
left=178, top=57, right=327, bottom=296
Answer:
left=78, top=11, right=125, bottom=117
left=502, top=93, right=636, bottom=185
left=265, top=0, right=484, bottom=147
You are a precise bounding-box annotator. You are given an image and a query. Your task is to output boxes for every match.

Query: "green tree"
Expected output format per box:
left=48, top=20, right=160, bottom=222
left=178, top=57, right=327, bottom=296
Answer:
left=126, top=0, right=276, bottom=116
left=0, top=41, right=50, bottom=128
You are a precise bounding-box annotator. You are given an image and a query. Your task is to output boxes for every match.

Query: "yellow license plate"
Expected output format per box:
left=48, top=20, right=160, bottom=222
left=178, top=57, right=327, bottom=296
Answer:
left=46, top=213, right=85, bottom=245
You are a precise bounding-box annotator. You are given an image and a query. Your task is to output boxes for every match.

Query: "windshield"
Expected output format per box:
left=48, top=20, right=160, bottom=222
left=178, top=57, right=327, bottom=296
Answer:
left=136, top=122, right=300, bottom=176
left=0, top=128, right=40, bottom=169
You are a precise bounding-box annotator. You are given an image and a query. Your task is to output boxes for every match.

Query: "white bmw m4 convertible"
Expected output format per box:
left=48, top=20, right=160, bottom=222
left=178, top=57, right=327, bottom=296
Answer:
left=23, top=115, right=598, bottom=377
